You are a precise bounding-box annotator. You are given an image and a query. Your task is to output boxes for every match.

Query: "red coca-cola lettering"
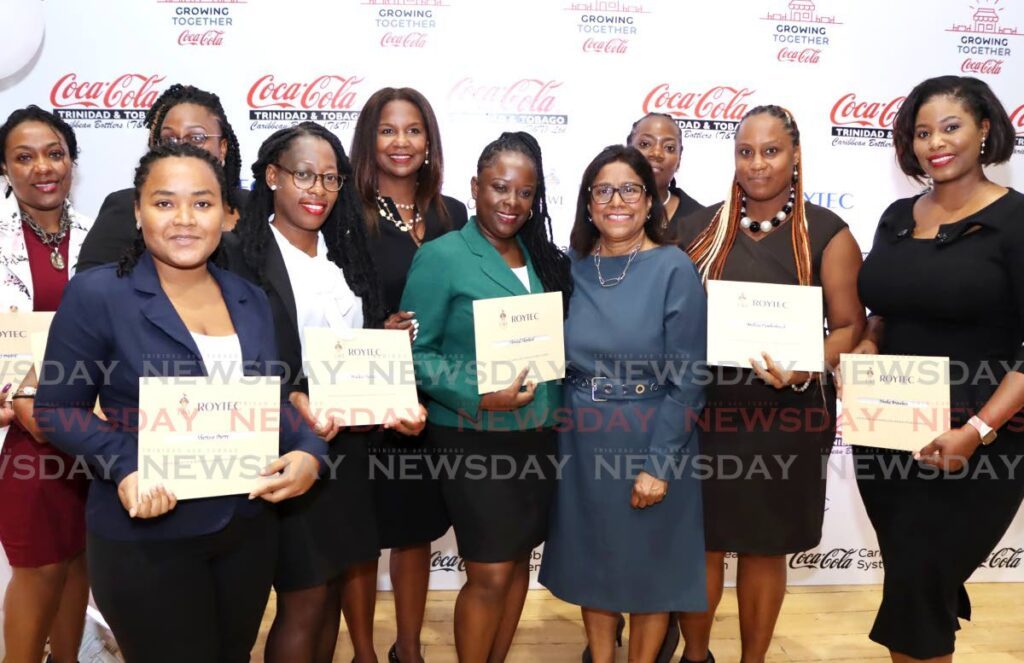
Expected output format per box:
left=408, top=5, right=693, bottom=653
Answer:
left=380, top=32, right=427, bottom=48
left=642, top=85, right=753, bottom=120
left=178, top=30, right=225, bottom=46
left=1010, top=104, right=1024, bottom=134
left=247, top=75, right=364, bottom=110
left=50, top=73, right=166, bottom=109
left=777, top=47, right=820, bottom=64
left=961, top=58, right=1004, bottom=75
left=583, top=38, right=628, bottom=54
left=448, top=78, right=562, bottom=114
left=829, top=93, right=905, bottom=128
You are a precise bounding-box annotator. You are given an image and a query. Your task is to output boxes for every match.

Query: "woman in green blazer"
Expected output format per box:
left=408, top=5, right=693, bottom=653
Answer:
left=401, top=132, right=572, bottom=663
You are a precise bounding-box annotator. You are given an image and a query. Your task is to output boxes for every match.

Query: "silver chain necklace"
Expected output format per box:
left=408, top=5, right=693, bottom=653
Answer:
left=593, top=240, right=643, bottom=287
left=20, top=206, right=71, bottom=270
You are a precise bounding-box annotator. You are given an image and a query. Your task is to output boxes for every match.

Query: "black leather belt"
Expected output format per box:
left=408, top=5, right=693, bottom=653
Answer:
left=564, top=369, right=665, bottom=402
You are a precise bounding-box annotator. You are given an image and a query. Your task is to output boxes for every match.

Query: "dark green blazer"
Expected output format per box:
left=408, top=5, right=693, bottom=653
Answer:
left=400, top=217, right=561, bottom=430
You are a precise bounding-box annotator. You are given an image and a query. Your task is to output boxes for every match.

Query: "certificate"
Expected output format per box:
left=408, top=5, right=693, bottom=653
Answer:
left=0, top=311, right=54, bottom=400
left=305, top=327, right=420, bottom=426
left=706, top=279, right=824, bottom=373
left=472, top=291, right=565, bottom=394
left=137, top=376, right=280, bottom=500
left=839, top=354, right=951, bottom=452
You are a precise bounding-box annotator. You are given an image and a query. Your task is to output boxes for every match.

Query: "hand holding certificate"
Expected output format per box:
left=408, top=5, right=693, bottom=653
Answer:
left=472, top=291, right=566, bottom=394
left=706, top=280, right=824, bottom=374
left=839, top=354, right=951, bottom=452
left=0, top=311, right=54, bottom=399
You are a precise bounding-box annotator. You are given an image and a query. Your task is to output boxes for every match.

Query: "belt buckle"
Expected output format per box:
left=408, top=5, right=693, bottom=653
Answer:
left=591, top=376, right=609, bottom=402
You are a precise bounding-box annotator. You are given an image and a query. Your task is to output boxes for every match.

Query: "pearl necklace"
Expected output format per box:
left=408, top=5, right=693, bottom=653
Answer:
left=739, top=186, right=795, bottom=234
left=376, top=193, right=421, bottom=233
left=593, top=240, right=643, bottom=287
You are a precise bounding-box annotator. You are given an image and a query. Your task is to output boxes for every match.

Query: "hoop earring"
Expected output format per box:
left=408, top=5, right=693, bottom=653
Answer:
left=528, top=209, right=534, bottom=220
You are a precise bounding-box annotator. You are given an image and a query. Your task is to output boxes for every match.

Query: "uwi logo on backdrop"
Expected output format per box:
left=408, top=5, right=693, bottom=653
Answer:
left=447, top=79, right=567, bottom=134
left=360, top=0, right=451, bottom=50
left=50, top=74, right=167, bottom=130
left=761, top=0, right=841, bottom=65
left=828, top=93, right=905, bottom=148
left=1012, top=102, right=1024, bottom=154
left=564, top=1, right=651, bottom=55
left=247, top=75, right=364, bottom=132
left=159, top=0, right=247, bottom=47
left=947, top=0, right=1020, bottom=75
left=642, top=85, right=755, bottom=141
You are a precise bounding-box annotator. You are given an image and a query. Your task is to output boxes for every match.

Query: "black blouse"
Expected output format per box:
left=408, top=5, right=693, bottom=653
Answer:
left=664, top=185, right=704, bottom=240
left=368, top=194, right=468, bottom=315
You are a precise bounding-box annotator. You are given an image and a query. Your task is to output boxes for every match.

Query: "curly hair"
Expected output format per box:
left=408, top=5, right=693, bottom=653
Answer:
left=233, top=121, right=387, bottom=328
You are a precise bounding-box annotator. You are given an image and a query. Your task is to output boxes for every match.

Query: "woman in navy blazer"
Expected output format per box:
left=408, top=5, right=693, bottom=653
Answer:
left=35, top=143, right=325, bottom=663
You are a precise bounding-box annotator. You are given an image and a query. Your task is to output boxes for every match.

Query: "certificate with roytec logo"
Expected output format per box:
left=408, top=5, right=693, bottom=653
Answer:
left=839, top=354, right=951, bottom=452
left=0, top=312, right=54, bottom=400
left=472, top=291, right=565, bottom=394
left=706, top=279, right=824, bottom=373
left=137, top=377, right=280, bottom=500
left=305, top=327, right=420, bottom=427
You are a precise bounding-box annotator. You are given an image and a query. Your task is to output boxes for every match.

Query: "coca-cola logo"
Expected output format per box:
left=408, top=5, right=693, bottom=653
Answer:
left=981, top=547, right=1023, bottom=569
left=1011, top=104, right=1024, bottom=134
left=430, top=550, right=466, bottom=573
left=789, top=548, right=855, bottom=570
left=381, top=32, right=426, bottom=48
left=448, top=78, right=563, bottom=114
left=961, top=58, right=1004, bottom=75
left=178, top=29, right=224, bottom=46
left=247, top=75, right=364, bottom=110
left=829, top=93, right=905, bottom=129
left=642, top=85, right=754, bottom=121
left=777, top=47, right=821, bottom=64
left=583, top=38, right=629, bottom=54
left=50, top=74, right=166, bottom=110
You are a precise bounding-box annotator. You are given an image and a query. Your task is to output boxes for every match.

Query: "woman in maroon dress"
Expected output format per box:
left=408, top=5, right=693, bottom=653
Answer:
left=0, top=106, right=93, bottom=663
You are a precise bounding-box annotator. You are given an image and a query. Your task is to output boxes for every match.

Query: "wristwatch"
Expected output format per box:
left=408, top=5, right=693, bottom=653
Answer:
left=966, top=415, right=997, bottom=445
left=12, top=386, right=36, bottom=400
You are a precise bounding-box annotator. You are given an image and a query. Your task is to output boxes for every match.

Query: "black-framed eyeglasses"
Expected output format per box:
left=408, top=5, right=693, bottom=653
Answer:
left=159, top=133, right=221, bottom=147
left=589, top=182, right=646, bottom=205
left=274, top=164, right=345, bottom=192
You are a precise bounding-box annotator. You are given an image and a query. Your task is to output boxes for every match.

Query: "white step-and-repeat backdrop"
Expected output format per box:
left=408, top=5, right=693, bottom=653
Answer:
left=1, top=0, right=1023, bottom=594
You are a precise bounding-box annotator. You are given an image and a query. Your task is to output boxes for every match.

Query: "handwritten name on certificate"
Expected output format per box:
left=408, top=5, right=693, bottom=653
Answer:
left=305, top=327, right=420, bottom=426
left=706, top=280, right=824, bottom=373
left=0, top=311, right=54, bottom=400
left=839, top=354, right=951, bottom=452
left=472, top=291, right=565, bottom=394
left=138, top=376, right=280, bottom=500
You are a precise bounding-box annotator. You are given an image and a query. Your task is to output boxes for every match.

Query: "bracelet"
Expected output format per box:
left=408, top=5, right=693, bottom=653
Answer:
left=11, top=394, right=35, bottom=400
left=790, top=375, right=813, bottom=392
left=12, top=386, right=36, bottom=400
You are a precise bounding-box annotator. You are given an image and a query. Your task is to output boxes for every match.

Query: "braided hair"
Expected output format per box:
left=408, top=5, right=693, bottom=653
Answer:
left=626, top=111, right=682, bottom=189
left=686, top=105, right=813, bottom=286
left=117, top=143, right=230, bottom=276
left=144, top=84, right=242, bottom=212
left=233, top=121, right=387, bottom=328
left=476, top=131, right=573, bottom=316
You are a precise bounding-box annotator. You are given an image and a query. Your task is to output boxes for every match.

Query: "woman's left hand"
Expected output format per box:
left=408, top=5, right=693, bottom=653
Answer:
left=915, top=426, right=982, bottom=472
left=386, top=404, right=427, bottom=437
left=750, top=351, right=810, bottom=390
left=631, top=471, right=668, bottom=509
left=385, top=310, right=418, bottom=342
left=250, top=450, right=320, bottom=502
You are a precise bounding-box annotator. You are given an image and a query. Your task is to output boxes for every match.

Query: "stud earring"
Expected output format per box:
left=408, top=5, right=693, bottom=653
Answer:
left=270, top=184, right=277, bottom=191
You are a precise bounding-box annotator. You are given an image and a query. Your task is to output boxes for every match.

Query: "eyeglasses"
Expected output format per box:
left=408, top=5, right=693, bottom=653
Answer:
left=159, top=133, right=221, bottom=147
left=274, top=164, right=345, bottom=192
left=588, top=182, right=646, bottom=205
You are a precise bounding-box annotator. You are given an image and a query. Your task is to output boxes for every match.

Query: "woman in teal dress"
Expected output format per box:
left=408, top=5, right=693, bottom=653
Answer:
left=539, top=145, right=708, bottom=663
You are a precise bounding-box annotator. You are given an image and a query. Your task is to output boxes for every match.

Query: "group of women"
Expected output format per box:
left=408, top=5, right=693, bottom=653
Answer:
left=0, top=73, right=1021, bottom=663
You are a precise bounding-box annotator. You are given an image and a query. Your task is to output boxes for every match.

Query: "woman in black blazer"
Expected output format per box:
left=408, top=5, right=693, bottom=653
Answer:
left=77, top=84, right=248, bottom=270
left=35, top=143, right=324, bottom=663
left=220, top=121, right=425, bottom=663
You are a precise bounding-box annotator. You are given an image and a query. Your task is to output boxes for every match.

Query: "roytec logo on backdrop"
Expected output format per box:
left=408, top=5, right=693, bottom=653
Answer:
left=946, top=0, right=1020, bottom=76
left=50, top=74, right=166, bottom=129
left=447, top=78, right=568, bottom=133
left=641, top=85, right=755, bottom=140
left=760, top=0, right=842, bottom=66
left=564, top=1, right=652, bottom=55
left=246, top=75, right=365, bottom=132
left=828, top=93, right=905, bottom=148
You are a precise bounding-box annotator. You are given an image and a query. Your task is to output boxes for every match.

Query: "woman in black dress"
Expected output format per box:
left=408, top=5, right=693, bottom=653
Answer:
left=628, top=112, right=703, bottom=238
left=855, top=75, right=1024, bottom=662
left=77, top=84, right=247, bottom=270
left=677, top=106, right=865, bottom=663
left=349, top=87, right=466, bottom=663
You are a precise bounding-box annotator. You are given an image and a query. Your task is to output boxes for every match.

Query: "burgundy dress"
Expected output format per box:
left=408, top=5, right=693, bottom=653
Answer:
left=0, top=225, right=88, bottom=567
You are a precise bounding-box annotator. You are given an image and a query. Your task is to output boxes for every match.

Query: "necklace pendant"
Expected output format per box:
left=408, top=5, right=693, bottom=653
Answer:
left=50, top=249, right=65, bottom=271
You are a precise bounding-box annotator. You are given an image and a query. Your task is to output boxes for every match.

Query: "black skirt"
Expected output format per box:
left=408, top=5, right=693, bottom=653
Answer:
left=429, top=425, right=558, bottom=563
left=369, top=427, right=450, bottom=549
left=274, top=431, right=381, bottom=592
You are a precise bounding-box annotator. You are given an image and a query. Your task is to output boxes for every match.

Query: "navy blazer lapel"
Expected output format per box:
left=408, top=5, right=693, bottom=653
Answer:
left=460, top=219, right=529, bottom=296
left=208, top=261, right=264, bottom=370
left=132, top=252, right=204, bottom=366
left=263, top=239, right=299, bottom=336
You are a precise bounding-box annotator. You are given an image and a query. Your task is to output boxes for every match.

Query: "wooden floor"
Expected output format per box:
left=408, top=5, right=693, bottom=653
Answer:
left=253, top=584, right=1024, bottom=662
